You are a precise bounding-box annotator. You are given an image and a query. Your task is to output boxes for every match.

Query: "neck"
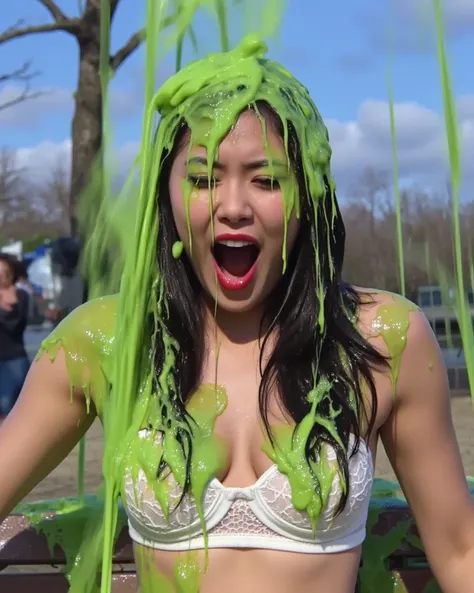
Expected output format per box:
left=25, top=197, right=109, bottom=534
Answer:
left=204, top=301, right=267, bottom=347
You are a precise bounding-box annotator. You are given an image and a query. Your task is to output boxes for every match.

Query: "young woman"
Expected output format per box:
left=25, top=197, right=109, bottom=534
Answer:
left=0, top=254, right=30, bottom=419
left=0, top=37, right=473, bottom=593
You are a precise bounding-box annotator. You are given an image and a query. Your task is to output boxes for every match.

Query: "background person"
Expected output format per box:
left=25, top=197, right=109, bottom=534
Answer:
left=0, top=254, right=30, bottom=419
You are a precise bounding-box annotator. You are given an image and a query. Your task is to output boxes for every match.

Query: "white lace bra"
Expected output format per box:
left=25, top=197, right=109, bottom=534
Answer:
left=123, top=433, right=373, bottom=554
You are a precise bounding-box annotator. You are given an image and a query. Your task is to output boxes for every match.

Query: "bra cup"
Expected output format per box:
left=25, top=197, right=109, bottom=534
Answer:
left=123, top=436, right=373, bottom=545
left=124, top=471, right=231, bottom=542
left=251, top=444, right=373, bottom=541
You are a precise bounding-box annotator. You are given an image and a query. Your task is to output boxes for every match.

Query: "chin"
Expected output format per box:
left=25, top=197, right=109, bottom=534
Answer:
left=214, top=296, right=261, bottom=314
left=204, top=282, right=265, bottom=315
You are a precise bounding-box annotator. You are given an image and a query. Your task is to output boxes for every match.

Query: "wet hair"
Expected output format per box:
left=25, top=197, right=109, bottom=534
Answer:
left=0, top=253, right=20, bottom=285
left=153, top=100, right=388, bottom=515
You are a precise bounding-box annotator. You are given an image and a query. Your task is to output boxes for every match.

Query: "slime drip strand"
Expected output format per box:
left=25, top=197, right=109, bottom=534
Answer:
left=25, top=1, right=470, bottom=593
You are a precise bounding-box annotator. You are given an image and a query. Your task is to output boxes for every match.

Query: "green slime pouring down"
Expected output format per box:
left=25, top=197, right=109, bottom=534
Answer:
left=17, top=1, right=470, bottom=593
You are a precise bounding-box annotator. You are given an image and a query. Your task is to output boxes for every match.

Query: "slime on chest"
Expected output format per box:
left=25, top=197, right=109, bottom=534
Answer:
left=35, top=288, right=417, bottom=593
left=30, top=2, right=464, bottom=593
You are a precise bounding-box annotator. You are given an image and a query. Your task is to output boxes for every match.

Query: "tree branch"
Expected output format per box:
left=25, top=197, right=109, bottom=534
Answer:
left=0, top=87, right=44, bottom=113
left=109, top=14, right=176, bottom=71
left=0, top=62, right=45, bottom=113
left=0, top=18, right=81, bottom=45
left=0, top=62, right=36, bottom=84
left=109, top=28, right=145, bottom=71
left=37, top=0, right=70, bottom=22
left=110, top=0, right=122, bottom=19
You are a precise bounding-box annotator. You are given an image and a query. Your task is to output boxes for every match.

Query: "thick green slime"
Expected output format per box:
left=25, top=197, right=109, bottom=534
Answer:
left=22, top=1, right=472, bottom=593
left=36, top=289, right=417, bottom=591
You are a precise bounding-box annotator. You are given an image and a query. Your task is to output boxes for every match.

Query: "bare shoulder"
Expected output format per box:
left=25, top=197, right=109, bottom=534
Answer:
left=0, top=297, right=118, bottom=518
left=354, top=286, right=439, bottom=392
left=39, top=294, right=118, bottom=358
left=37, top=294, right=119, bottom=416
left=355, top=287, right=420, bottom=347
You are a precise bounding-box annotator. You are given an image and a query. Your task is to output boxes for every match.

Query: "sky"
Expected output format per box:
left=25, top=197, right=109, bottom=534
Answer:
left=0, top=0, right=473, bottom=198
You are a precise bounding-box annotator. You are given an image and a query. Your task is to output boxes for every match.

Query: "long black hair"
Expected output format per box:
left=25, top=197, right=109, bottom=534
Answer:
left=153, top=101, right=388, bottom=515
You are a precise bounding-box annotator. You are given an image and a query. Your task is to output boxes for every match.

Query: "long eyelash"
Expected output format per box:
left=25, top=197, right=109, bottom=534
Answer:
left=257, top=177, right=281, bottom=189
left=187, top=175, right=215, bottom=188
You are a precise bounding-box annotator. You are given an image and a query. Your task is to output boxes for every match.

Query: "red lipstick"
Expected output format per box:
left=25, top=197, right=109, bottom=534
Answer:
left=212, top=233, right=260, bottom=292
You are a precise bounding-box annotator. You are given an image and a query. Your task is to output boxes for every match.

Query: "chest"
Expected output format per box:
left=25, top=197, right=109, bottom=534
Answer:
left=197, top=345, right=391, bottom=489
left=197, top=345, right=288, bottom=485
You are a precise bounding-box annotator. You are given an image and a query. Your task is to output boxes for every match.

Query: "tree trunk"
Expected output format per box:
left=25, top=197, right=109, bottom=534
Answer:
left=70, top=40, right=102, bottom=236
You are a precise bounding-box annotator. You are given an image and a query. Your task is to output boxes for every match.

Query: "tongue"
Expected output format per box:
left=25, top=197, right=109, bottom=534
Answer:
left=217, top=245, right=257, bottom=277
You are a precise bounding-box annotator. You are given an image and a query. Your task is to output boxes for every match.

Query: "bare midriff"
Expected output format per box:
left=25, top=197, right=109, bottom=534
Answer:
left=136, top=545, right=362, bottom=593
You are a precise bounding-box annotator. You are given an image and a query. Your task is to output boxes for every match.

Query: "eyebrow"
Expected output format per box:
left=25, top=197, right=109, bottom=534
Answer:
left=186, top=156, right=288, bottom=170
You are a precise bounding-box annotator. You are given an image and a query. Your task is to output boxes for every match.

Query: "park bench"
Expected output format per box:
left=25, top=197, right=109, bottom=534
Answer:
left=0, top=499, right=136, bottom=593
left=0, top=497, right=438, bottom=593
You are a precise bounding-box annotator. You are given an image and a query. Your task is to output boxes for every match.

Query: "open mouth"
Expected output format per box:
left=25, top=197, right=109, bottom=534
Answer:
left=212, top=238, right=260, bottom=291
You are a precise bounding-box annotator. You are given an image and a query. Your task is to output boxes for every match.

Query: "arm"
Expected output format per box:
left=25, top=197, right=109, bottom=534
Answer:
left=0, top=295, right=116, bottom=521
left=0, top=351, right=96, bottom=520
left=0, top=289, right=29, bottom=333
left=381, top=310, right=474, bottom=593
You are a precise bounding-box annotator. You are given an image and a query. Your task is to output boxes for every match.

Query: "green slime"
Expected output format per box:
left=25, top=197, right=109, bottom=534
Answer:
left=18, top=2, right=471, bottom=593
left=36, top=289, right=418, bottom=592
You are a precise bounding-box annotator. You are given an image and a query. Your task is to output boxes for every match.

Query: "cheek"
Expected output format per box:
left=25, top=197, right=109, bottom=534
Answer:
left=258, top=199, right=300, bottom=245
left=169, top=184, right=211, bottom=247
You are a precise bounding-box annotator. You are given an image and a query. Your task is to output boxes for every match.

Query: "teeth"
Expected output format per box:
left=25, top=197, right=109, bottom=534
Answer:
left=216, top=240, right=255, bottom=248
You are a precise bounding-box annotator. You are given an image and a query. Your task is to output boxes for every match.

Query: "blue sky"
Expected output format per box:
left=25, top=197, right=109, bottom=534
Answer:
left=1, top=0, right=473, bottom=192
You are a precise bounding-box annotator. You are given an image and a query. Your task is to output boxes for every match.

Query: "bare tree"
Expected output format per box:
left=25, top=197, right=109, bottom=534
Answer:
left=0, top=0, right=153, bottom=235
left=342, top=172, right=474, bottom=298
left=0, top=148, right=36, bottom=237
left=0, top=62, right=44, bottom=112
left=0, top=148, right=72, bottom=241
left=39, top=158, right=71, bottom=234
left=346, top=168, right=393, bottom=286
left=0, top=148, right=27, bottom=208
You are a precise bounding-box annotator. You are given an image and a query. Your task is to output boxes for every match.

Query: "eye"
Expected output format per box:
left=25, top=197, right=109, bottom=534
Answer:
left=255, top=177, right=281, bottom=190
left=187, top=175, right=217, bottom=189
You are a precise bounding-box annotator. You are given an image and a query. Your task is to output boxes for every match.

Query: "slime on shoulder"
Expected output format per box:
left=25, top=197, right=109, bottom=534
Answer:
left=30, top=1, right=464, bottom=592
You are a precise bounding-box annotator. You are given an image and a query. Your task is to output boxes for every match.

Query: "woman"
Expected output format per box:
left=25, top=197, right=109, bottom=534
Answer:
left=0, top=254, right=30, bottom=419
left=0, top=37, right=473, bottom=593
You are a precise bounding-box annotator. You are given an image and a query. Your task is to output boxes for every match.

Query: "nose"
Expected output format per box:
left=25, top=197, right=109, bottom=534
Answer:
left=214, top=180, right=253, bottom=225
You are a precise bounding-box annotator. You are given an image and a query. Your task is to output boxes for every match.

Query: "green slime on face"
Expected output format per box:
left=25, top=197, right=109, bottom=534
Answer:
left=154, top=32, right=332, bottom=271
left=37, top=40, right=423, bottom=593
left=172, top=240, right=184, bottom=259
left=23, top=3, right=469, bottom=593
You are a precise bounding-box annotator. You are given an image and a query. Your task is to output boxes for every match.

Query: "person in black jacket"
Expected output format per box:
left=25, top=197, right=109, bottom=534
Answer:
left=0, top=254, right=30, bottom=419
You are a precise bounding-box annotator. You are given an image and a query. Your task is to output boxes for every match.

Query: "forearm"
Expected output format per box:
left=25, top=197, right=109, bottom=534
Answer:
left=432, top=547, right=474, bottom=593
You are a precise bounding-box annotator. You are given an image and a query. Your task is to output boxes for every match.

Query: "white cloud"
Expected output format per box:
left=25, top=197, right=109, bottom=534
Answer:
left=11, top=95, right=474, bottom=196
left=15, top=139, right=72, bottom=179
left=0, top=85, right=140, bottom=128
left=0, top=87, right=72, bottom=127
left=14, top=139, right=139, bottom=186
left=327, top=94, right=474, bottom=189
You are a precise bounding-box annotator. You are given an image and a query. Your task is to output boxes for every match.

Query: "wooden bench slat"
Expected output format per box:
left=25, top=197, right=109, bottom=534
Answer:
left=0, top=516, right=134, bottom=566
left=0, top=572, right=137, bottom=593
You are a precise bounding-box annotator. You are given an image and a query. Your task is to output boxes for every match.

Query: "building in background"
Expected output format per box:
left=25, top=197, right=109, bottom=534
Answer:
left=417, top=285, right=474, bottom=391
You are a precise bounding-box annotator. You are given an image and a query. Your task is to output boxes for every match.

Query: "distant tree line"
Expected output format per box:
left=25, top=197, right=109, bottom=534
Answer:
left=1, top=148, right=472, bottom=298
left=341, top=168, right=474, bottom=299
